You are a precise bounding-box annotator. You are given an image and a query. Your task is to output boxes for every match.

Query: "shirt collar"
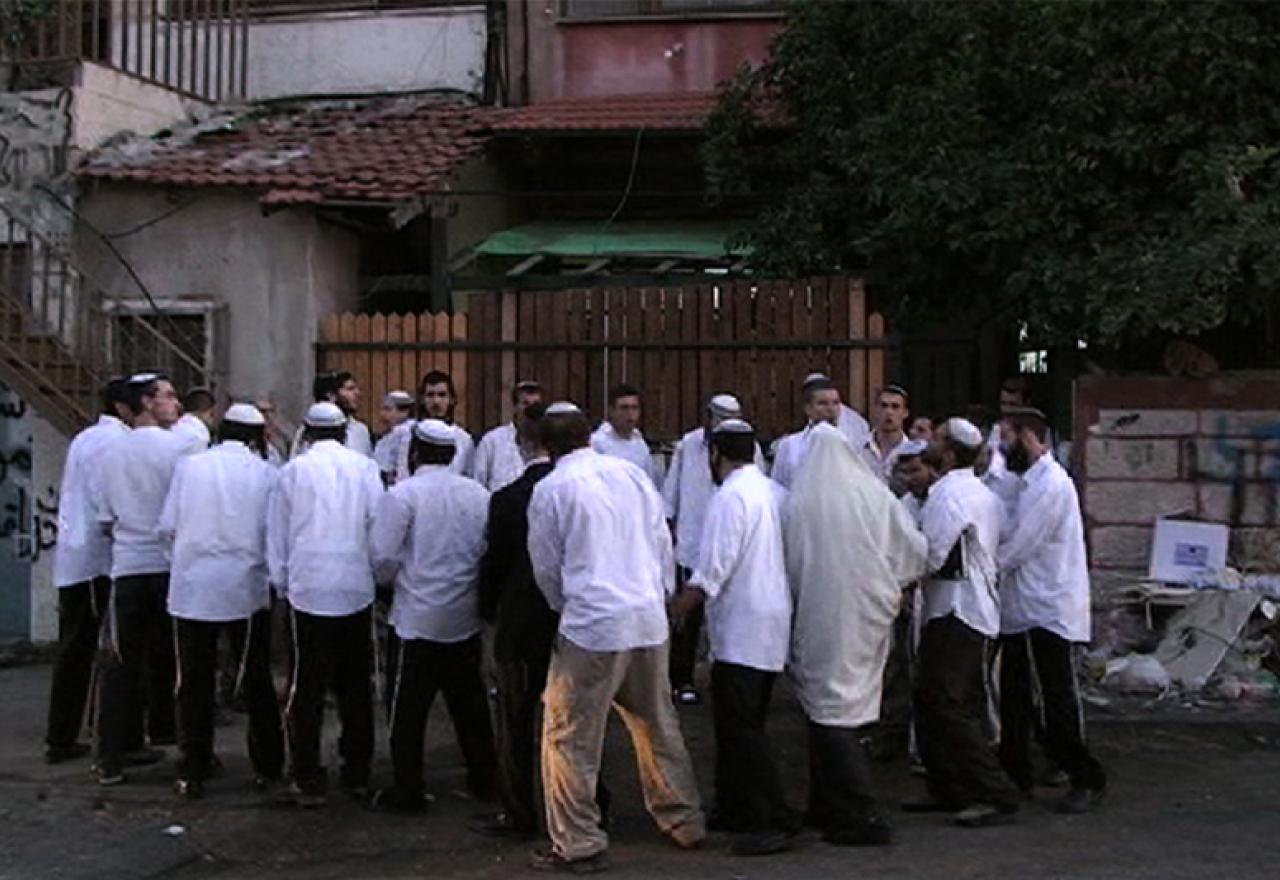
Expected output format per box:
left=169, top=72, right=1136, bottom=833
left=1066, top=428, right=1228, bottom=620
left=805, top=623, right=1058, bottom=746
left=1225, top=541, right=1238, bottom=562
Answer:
left=525, top=456, right=551, bottom=468
left=721, top=463, right=757, bottom=488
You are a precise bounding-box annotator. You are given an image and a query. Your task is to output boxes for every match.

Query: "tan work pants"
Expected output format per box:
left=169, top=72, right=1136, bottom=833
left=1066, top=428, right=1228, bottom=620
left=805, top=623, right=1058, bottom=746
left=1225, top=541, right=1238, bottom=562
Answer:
left=541, top=635, right=705, bottom=860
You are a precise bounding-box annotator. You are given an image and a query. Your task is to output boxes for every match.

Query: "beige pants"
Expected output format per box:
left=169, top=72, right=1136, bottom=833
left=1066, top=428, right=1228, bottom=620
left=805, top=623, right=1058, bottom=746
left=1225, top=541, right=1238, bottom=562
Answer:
left=541, top=635, right=705, bottom=860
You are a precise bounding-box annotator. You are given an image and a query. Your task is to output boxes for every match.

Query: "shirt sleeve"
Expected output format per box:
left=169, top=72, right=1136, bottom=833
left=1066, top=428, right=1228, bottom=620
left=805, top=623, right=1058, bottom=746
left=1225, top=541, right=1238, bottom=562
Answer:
left=687, top=491, right=743, bottom=601
left=473, top=432, right=493, bottom=488
left=157, top=463, right=182, bottom=542
left=527, top=484, right=565, bottom=612
left=661, top=440, right=682, bottom=521
left=771, top=439, right=791, bottom=487
left=370, top=489, right=411, bottom=585
left=641, top=475, right=677, bottom=598
left=454, top=432, right=476, bottom=477
left=921, top=490, right=967, bottom=575
left=998, top=478, right=1060, bottom=572
left=266, top=472, right=291, bottom=593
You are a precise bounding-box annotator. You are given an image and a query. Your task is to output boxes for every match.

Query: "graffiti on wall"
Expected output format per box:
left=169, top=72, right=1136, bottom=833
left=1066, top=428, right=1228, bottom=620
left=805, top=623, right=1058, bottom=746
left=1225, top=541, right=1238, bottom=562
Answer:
left=0, top=382, right=57, bottom=565
left=0, top=88, right=72, bottom=195
left=1192, top=414, right=1280, bottom=527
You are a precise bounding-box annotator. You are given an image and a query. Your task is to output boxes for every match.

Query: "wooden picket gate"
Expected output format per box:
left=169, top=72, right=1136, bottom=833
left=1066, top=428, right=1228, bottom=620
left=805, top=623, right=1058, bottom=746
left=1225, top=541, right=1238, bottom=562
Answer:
left=317, top=277, right=890, bottom=446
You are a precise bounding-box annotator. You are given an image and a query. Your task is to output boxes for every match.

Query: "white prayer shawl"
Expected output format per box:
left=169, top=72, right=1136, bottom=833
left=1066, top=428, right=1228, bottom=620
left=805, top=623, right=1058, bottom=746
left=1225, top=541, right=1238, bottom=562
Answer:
left=786, top=425, right=927, bottom=727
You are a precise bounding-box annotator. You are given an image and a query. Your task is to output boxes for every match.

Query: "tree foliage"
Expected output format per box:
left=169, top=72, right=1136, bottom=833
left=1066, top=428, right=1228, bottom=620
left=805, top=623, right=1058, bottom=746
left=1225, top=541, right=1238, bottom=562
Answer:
left=705, top=0, right=1280, bottom=352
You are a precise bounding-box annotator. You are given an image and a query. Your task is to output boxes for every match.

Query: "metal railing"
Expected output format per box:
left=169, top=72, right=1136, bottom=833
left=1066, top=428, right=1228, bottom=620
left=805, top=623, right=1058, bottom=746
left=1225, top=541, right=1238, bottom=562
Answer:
left=7, top=0, right=250, bottom=102
left=0, top=200, right=211, bottom=431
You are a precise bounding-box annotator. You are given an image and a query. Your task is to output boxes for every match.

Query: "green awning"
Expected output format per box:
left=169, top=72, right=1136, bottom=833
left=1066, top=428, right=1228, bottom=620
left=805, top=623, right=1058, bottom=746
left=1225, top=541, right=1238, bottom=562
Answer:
left=475, top=220, right=751, bottom=260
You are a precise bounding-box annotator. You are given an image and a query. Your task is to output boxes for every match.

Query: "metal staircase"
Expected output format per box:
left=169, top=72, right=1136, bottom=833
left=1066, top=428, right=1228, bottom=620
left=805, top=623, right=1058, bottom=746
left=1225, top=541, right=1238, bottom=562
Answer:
left=0, top=202, right=209, bottom=436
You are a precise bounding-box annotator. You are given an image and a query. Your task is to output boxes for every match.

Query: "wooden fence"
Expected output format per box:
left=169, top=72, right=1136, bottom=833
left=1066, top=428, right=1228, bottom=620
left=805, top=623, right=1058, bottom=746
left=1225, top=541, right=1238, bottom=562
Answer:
left=317, top=277, right=890, bottom=445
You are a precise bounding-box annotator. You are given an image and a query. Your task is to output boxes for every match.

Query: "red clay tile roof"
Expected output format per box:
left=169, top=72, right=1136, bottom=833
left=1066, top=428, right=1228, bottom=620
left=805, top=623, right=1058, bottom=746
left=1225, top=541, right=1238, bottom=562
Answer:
left=489, top=92, right=721, bottom=132
left=78, top=95, right=491, bottom=205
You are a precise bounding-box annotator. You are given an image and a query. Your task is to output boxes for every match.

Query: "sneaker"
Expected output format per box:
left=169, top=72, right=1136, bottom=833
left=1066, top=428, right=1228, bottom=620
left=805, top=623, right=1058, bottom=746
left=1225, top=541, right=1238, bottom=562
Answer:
left=95, top=763, right=125, bottom=786
left=44, top=742, right=92, bottom=764
left=529, top=848, right=610, bottom=874
left=731, top=829, right=798, bottom=857
left=468, top=812, right=535, bottom=839
left=175, top=778, right=204, bottom=800
left=122, top=748, right=165, bottom=767
left=368, top=787, right=428, bottom=815
left=954, top=803, right=1018, bottom=828
left=672, top=685, right=701, bottom=706
left=1056, top=786, right=1105, bottom=815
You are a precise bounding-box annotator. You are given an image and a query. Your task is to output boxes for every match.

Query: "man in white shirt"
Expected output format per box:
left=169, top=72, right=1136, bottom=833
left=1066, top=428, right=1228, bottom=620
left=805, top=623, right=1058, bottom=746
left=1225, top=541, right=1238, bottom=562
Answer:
left=372, top=390, right=414, bottom=483
left=670, top=419, right=796, bottom=857
left=292, top=371, right=373, bottom=458
left=93, top=372, right=186, bottom=785
left=663, top=393, right=761, bottom=705
left=769, top=377, right=845, bottom=488
left=910, top=418, right=1021, bottom=828
left=158, top=404, right=283, bottom=799
left=268, top=402, right=384, bottom=807
left=473, top=380, right=544, bottom=492
left=255, top=393, right=291, bottom=467
left=390, top=369, right=474, bottom=480
left=863, top=384, right=915, bottom=494
left=996, top=407, right=1107, bottom=814
left=171, top=386, right=215, bottom=456
left=527, top=402, right=704, bottom=872
left=44, top=378, right=130, bottom=764
left=370, top=419, right=497, bottom=814
left=590, top=383, right=661, bottom=486
left=803, top=372, right=871, bottom=449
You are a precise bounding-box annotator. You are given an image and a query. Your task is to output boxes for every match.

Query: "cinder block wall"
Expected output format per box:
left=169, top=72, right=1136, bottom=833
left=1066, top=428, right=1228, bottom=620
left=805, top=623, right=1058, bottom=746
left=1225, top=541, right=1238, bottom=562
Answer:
left=1076, top=374, right=1280, bottom=578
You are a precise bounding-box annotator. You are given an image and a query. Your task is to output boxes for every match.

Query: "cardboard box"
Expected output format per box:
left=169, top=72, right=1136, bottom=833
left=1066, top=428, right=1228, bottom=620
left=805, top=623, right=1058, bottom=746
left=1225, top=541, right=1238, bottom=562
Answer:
left=1148, top=519, right=1230, bottom=584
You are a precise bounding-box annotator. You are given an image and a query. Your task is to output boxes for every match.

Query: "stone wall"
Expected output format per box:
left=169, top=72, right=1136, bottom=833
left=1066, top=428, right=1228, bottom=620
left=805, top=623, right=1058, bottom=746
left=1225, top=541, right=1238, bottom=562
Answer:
left=1077, top=374, right=1280, bottom=576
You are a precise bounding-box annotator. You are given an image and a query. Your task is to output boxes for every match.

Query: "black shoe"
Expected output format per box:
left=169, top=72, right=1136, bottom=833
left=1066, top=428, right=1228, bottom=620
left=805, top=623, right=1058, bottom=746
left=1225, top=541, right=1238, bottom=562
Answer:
left=45, top=742, right=91, bottom=764
left=1040, top=768, right=1071, bottom=788
left=1057, top=786, right=1105, bottom=815
left=468, top=811, right=536, bottom=839
left=732, top=830, right=798, bottom=857
left=368, top=787, right=428, bottom=815
left=954, top=803, right=1019, bottom=828
left=175, top=778, right=204, bottom=800
left=95, top=762, right=125, bottom=786
left=821, top=816, right=894, bottom=847
left=122, top=748, right=165, bottom=767
left=672, top=685, right=701, bottom=706
left=149, top=734, right=177, bottom=747
left=281, top=781, right=327, bottom=809
left=529, top=848, right=610, bottom=874
left=707, top=810, right=754, bottom=833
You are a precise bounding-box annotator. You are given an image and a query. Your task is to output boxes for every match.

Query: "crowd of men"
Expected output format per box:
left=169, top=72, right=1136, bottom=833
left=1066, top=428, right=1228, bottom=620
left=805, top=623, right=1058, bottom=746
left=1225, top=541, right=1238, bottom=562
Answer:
left=44, top=366, right=1104, bottom=872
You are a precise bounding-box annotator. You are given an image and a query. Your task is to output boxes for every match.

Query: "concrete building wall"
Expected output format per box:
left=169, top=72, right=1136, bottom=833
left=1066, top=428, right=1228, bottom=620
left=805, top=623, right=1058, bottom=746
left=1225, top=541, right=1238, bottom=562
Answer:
left=72, top=62, right=194, bottom=151
left=74, top=185, right=360, bottom=425
left=1077, top=374, right=1280, bottom=577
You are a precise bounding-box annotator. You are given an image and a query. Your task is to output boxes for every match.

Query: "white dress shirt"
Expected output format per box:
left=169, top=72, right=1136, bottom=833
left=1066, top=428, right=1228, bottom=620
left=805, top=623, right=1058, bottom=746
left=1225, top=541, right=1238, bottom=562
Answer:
left=688, top=465, right=791, bottom=672
left=919, top=467, right=1003, bottom=638
left=528, top=447, right=675, bottom=652
left=158, top=441, right=276, bottom=621
left=54, top=415, right=129, bottom=588
left=590, top=422, right=661, bottom=487
left=662, top=426, right=764, bottom=570
left=346, top=417, right=374, bottom=457
left=771, top=423, right=851, bottom=489
left=372, top=465, right=489, bottom=643
left=900, top=491, right=926, bottom=527
left=95, top=426, right=186, bottom=578
left=267, top=439, right=384, bottom=616
left=473, top=422, right=525, bottom=491
left=393, top=420, right=474, bottom=480
left=998, top=454, right=1091, bottom=642
left=862, top=431, right=913, bottom=492
left=171, top=413, right=211, bottom=456
left=372, top=425, right=403, bottom=476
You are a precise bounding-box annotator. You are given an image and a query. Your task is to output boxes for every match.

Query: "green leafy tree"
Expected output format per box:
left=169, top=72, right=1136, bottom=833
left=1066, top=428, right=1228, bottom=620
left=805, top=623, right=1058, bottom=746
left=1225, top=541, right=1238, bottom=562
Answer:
left=705, top=0, right=1280, bottom=359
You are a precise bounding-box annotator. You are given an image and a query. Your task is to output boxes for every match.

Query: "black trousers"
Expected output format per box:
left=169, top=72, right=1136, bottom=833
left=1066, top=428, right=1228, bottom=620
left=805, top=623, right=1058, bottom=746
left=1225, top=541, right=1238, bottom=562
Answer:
left=46, top=578, right=112, bottom=749
left=915, top=615, right=1020, bottom=810
left=494, top=656, right=549, bottom=830
left=669, top=568, right=704, bottom=689
left=287, top=606, right=375, bottom=793
left=999, top=628, right=1107, bottom=793
left=711, top=662, right=795, bottom=832
left=175, top=611, right=284, bottom=783
left=389, top=634, right=497, bottom=799
left=96, top=573, right=176, bottom=765
left=807, top=721, right=885, bottom=834
left=878, top=605, right=914, bottom=746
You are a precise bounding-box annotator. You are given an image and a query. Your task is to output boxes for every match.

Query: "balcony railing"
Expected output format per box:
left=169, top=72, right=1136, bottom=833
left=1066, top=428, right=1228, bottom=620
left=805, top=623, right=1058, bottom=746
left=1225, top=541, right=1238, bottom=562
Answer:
left=6, top=0, right=250, bottom=102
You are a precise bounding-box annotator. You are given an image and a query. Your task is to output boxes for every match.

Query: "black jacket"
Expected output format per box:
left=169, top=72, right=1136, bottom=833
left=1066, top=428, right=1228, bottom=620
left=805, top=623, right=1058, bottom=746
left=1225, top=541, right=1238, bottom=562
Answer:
left=478, top=461, right=559, bottom=663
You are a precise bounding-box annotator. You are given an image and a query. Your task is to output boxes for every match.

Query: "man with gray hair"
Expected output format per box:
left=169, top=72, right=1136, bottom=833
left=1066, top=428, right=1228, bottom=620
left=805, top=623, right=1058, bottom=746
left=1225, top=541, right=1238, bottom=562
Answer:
left=662, top=393, right=762, bottom=704
left=527, top=402, right=704, bottom=872
left=373, top=390, right=415, bottom=484
left=909, top=417, right=1021, bottom=828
